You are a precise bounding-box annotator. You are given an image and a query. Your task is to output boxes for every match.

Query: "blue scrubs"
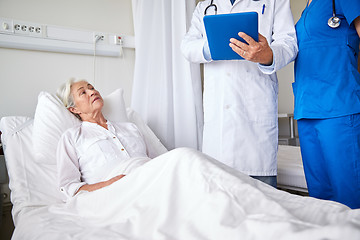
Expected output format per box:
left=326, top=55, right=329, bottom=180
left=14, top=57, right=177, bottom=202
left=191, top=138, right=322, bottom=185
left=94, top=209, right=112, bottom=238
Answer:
left=294, top=0, right=360, bottom=209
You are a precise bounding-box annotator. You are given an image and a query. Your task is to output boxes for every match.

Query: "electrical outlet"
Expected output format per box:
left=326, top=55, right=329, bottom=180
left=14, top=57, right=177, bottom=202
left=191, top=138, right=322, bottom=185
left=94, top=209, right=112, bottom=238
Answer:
left=13, top=21, right=29, bottom=35
left=0, top=18, right=14, bottom=34
left=28, top=23, right=44, bottom=37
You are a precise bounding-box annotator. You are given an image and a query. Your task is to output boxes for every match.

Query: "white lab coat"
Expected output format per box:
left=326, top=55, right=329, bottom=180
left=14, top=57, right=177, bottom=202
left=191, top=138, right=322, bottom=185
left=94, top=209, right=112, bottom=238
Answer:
left=181, top=0, right=298, bottom=176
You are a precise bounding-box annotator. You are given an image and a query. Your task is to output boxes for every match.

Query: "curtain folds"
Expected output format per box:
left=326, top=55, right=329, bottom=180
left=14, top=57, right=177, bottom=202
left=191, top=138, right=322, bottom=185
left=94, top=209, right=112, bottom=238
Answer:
left=131, top=0, right=203, bottom=150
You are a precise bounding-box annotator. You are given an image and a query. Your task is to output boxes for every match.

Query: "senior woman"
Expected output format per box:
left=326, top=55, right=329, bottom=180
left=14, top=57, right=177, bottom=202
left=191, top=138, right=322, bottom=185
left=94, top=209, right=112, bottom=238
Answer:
left=56, top=79, right=150, bottom=201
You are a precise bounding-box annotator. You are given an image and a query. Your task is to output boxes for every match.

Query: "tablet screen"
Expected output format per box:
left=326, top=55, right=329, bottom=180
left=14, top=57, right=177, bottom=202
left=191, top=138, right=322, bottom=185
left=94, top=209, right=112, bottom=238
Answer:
left=204, top=12, right=259, bottom=61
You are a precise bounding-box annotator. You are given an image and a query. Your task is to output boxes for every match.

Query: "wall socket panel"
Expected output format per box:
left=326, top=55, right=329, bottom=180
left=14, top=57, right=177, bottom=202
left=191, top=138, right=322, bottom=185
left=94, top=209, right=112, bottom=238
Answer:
left=0, top=17, right=134, bottom=56
left=13, top=20, right=45, bottom=37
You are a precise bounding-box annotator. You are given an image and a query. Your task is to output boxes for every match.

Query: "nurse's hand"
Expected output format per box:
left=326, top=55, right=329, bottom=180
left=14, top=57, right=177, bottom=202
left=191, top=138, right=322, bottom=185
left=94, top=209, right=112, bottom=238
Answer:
left=229, top=32, right=273, bottom=66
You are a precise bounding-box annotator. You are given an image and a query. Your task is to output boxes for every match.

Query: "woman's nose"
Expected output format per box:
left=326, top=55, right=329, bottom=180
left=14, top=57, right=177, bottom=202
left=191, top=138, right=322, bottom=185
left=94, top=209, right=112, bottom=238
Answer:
left=90, top=90, right=96, bottom=96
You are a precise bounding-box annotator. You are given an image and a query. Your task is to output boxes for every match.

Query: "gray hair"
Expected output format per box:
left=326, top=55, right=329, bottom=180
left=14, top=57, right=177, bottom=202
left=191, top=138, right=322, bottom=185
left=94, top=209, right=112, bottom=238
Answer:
left=56, top=78, right=85, bottom=120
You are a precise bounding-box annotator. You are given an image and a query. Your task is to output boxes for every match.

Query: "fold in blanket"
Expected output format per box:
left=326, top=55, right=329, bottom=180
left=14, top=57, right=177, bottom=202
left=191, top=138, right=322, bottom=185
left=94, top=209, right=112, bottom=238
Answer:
left=43, top=148, right=360, bottom=240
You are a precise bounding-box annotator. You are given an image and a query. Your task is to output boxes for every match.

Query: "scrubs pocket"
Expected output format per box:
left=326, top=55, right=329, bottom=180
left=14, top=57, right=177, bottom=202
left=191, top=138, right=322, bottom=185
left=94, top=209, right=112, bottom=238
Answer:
left=348, top=113, right=360, bottom=187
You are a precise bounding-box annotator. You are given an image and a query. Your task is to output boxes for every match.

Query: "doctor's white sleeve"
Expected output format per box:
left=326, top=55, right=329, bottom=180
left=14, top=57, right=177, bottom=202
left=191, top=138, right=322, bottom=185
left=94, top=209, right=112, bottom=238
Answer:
left=56, top=131, right=86, bottom=201
left=259, top=0, right=298, bottom=75
left=181, top=3, right=212, bottom=63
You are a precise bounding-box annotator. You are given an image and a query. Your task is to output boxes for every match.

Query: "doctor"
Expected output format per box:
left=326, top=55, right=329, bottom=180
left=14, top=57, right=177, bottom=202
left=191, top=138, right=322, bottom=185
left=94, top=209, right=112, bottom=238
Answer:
left=181, top=0, right=298, bottom=187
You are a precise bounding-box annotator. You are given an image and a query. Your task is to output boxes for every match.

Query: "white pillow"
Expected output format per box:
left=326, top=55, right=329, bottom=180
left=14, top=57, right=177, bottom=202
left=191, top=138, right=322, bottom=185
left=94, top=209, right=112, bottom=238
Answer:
left=0, top=116, right=64, bottom=223
left=32, top=89, right=129, bottom=165
left=102, top=88, right=129, bottom=123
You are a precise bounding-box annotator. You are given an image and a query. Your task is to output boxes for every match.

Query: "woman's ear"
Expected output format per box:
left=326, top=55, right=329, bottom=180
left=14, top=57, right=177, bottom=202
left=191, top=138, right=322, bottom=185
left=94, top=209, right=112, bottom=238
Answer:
left=68, top=107, right=80, bottom=115
left=68, top=107, right=82, bottom=121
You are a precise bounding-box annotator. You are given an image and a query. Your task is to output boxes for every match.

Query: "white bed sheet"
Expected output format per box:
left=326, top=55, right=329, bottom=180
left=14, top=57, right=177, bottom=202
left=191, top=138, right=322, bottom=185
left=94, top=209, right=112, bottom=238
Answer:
left=277, top=145, right=307, bottom=192
left=9, top=148, right=360, bottom=240
left=1, top=115, right=360, bottom=239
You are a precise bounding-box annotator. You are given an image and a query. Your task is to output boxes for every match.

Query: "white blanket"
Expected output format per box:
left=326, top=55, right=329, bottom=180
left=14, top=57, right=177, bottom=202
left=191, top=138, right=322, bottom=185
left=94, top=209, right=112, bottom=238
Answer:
left=13, top=148, right=360, bottom=240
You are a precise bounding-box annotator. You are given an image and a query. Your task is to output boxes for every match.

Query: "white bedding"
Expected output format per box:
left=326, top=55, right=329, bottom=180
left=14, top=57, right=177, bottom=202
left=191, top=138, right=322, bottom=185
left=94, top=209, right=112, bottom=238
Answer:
left=9, top=148, right=360, bottom=240
left=1, top=117, right=360, bottom=239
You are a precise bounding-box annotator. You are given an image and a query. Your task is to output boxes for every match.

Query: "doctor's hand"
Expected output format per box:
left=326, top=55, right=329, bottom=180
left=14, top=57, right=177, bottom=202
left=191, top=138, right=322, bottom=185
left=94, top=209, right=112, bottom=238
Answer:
left=229, top=32, right=273, bottom=66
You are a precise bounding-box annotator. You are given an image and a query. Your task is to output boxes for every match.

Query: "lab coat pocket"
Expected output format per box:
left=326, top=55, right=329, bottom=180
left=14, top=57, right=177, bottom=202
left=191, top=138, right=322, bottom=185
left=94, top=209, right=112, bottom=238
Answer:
left=244, top=74, right=277, bottom=126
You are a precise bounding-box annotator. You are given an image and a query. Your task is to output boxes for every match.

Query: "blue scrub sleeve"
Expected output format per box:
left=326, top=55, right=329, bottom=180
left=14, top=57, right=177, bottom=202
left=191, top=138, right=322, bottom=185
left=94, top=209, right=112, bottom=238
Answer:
left=338, top=0, right=360, bottom=24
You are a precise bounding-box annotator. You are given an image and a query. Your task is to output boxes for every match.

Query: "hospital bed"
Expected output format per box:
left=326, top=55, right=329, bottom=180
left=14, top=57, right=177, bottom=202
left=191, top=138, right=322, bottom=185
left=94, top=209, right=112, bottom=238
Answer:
left=1, top=89, right=359, bottom=240
left=277, top=145, right=308, bottom=194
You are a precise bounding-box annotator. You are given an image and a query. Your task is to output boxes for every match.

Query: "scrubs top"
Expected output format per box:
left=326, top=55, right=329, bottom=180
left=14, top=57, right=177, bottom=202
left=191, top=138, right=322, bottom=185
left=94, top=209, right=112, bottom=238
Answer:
left=294, top=0, right=360, bottom=120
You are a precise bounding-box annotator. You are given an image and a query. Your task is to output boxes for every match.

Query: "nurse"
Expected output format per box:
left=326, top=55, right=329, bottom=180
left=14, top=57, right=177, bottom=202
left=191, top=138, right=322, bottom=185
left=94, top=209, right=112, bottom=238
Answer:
left=294, top=0, right=360, bottom=208
left=181, top=0, right=298, bottom=187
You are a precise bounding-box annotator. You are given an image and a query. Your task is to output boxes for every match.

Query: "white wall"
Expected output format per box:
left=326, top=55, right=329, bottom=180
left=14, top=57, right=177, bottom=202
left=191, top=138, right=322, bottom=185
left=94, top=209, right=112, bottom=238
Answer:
left=0, top=0, right=135, bottom=119
left=277, top=0, right=306, bottom=136
left=0, top=0, right=307, bottom=138
left=278, top=0, right=306, bottom=113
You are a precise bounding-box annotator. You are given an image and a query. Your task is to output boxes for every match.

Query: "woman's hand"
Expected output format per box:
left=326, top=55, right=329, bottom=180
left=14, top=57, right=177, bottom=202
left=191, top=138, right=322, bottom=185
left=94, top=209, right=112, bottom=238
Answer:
left=229, top=32, right=273, bottom=66
left=75, top=174, right=126, bottom=194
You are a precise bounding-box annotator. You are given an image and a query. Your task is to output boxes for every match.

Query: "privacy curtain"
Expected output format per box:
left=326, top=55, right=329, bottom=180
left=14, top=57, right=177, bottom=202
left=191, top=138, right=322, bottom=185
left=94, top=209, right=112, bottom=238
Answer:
left=131, top=0, right=203, bottom=150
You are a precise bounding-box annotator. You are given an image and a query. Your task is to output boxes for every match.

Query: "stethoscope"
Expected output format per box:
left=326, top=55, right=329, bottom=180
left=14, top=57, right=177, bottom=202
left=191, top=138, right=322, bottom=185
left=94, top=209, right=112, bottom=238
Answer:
left=328, top=0, right=341, bottom=28
left=204, top=0, right=217, bottom=15
left=204, top=0, right=263, bottom=15
left=205, top=0, right=341, bottom=29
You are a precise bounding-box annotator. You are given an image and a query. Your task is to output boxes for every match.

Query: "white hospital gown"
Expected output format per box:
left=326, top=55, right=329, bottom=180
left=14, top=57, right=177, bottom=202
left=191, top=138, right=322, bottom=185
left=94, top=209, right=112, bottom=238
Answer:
left=57, top=120, right=150, bottom=200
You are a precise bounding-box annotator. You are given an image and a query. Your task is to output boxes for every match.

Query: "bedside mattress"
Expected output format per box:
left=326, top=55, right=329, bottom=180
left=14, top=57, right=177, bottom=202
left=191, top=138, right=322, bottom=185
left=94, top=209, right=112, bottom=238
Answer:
left=277, top=145, right=307, bottom=192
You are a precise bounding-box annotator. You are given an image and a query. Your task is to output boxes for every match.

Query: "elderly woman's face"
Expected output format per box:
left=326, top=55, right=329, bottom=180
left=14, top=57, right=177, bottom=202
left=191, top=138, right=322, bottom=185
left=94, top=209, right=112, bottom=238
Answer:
left=69, top=81, right=104, bottom=117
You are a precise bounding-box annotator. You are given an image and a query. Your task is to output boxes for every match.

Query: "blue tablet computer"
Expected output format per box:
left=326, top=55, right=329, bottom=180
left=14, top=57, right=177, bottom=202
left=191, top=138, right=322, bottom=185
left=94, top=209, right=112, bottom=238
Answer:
left=203, top=12, right=258, bottom=61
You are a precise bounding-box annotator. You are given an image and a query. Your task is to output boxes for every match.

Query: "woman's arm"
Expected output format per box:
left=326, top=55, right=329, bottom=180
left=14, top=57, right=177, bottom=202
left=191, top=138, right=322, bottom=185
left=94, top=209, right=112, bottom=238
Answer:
left=75, top=174, right=126, bottom=194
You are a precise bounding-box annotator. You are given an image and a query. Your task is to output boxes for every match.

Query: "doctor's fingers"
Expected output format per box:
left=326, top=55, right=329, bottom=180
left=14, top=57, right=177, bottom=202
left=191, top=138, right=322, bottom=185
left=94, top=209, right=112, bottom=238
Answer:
left=229, top=39, right=272, bottom=64
left=229, top=32, right=261, bottom=53
left=229, top=41, right=248, bottom=58
left=258, top=33, right=271, bottom=48
left=238, top=32, right=257, bottom=45
left=229, top=38, right=249, bottom=52
left=229, top=37, right=262, bottom=59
